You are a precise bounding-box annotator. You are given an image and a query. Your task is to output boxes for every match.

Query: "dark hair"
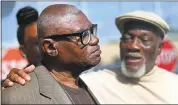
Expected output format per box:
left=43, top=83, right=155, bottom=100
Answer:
left=16, top=6, right=38, bottom=45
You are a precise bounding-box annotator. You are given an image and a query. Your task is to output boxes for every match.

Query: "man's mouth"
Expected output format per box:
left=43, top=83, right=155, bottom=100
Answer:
left=125, top=56, right=143, bottom=63
left=93, top=50, right=102, bottom=58
left=124, top=52, right=145, bottom=70
left=89, top=45, right=101, bottom=58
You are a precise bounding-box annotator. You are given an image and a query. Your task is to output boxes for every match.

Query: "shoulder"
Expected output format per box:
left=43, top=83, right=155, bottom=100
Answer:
left=80, top=67, right=119, bottom=82
left=80, top=68, right=105, bottom=77
left=2, top=71, right=39, bottom=104
left=156, top=66, right=178, bottom=80
left=155, top=66, right=178, bottom=87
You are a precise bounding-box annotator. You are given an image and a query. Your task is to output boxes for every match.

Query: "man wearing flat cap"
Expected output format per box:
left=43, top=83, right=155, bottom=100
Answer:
left=80, top=11, right=178, bottom=104
left=2, top=11, right=178, bottom=104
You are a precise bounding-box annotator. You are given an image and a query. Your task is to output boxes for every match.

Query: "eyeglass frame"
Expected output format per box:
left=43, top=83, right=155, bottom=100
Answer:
left=43, top=24, right=97, bottom=48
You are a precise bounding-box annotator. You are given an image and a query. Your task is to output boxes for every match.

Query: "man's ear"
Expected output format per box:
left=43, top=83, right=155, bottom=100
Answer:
left=42, top=39, right=58, bottom=56
left=157, top=41, right=163, bottom=55
left=19, top=45, right=26, bottom=58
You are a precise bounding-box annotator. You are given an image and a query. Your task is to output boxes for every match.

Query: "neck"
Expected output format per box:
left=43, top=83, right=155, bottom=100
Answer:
left=42, top=60, right=80, bottom=88
left=50, top=70, right=79, bottom=88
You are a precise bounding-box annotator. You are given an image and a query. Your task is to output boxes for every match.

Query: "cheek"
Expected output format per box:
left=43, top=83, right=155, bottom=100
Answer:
left=80, top=45, right=101, bottom=64
left=57, top=43, right=83, bottom=61
left=144, top=45, right=159, bottom=63
left=120, top=43, right=128, bottom=60
left=120, top=48, right=126, bottom=60
left=81, top=46, right=92, bottom=57
left=78, top=46, right=90, bottom=62
left=33, top=45, right=40, bottom=55
left=26, top=45, right=40, bottom=59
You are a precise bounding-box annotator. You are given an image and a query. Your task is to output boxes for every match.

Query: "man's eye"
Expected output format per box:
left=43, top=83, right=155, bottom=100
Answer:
left=141, top=39, right=149, bottom=42
left=141, top=37, right=149, bottom=40
left=140, top=35, right=150, bottom=40
left=121, top=35, right=131, bottom=41
left=71, top=36, right=80, bottom=41
left=141, top=39, right=151, bottom=45
left=75, top=36, right=80, bottom=41
left=141, top=37, right=150, bottom=42
left=76, top=36, right=81, bottom=41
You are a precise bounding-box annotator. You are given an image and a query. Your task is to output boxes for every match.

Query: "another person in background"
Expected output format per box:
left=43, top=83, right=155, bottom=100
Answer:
left=2, top=6, right=40, bottom=86
left=17, top=6, right=41, bottom=66
left=2, top=4, right=101, bottom=104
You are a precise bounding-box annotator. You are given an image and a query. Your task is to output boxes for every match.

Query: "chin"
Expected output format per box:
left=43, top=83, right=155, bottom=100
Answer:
left=82, top=56, right=101, bottom=70
left=120, top=61, right=146, bottom=78
left=91, top=56, right=101, bottom=65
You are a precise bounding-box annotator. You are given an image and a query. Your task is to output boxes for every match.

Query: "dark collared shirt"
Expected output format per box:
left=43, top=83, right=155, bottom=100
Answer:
left=59, top=79, right=96, bottom=104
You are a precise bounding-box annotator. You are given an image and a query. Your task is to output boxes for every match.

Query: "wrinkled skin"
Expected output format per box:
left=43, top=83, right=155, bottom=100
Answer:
left=3, top=5, right=101, bottom=87
left=53, top=35, right=101, bottom=73
left=120, top=21, right=163, bottom=76
left=39, top=6, right=101, bottom=77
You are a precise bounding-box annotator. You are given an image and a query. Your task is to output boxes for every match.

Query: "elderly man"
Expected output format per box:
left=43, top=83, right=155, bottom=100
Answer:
left=3, top=11, right=178, bottom=104
left=2, top=4, right=101, bottom=104
left=80, top=11, right=178, bottom=104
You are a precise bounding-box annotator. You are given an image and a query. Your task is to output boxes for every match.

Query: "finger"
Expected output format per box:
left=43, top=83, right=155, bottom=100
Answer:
left=3, top=78, right=14, bottom=87
left=8, top=68, right=19, bottom=77
left=24, top=64, right=35, bottom=73
left=6, top=68, right=20, bottom=81
left=10, top=74, right=25, bottom=85
left=17, top=70, right=31, bottom=81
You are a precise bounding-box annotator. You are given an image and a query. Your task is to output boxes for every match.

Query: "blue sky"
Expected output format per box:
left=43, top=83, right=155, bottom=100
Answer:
left=2, top=1, right=178, bottom=48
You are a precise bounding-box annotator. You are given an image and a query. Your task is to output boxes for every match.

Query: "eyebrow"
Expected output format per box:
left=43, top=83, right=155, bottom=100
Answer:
left=125, top=31, right=134, bottom=36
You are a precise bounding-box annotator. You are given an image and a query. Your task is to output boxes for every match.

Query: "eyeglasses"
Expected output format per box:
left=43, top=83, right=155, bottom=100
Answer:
left=44, top=24, right=97, bottom=48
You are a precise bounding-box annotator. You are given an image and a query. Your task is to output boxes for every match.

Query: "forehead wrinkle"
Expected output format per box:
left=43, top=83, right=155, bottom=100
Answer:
left=38, top=14, right=72, bottom=36
left=68, top=15, right=92, bottom=32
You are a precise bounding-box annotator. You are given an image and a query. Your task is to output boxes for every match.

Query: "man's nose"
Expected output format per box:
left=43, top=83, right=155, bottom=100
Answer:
left=128, top=38, right=140, bottom=51
left=88, top=35, right=99, bottom=46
